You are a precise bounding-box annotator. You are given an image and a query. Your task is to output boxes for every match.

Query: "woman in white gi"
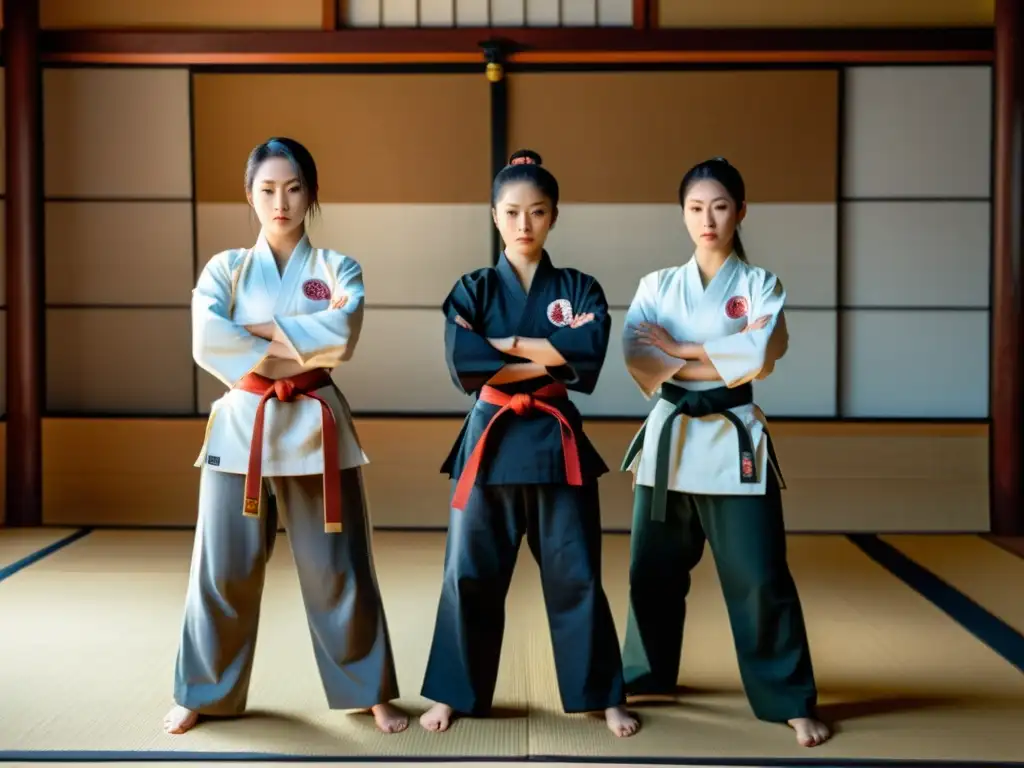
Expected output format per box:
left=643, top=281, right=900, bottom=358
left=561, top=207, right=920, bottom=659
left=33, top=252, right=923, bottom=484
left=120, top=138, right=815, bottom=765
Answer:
left=163, top=137, right=407, bottom=736
left=620, top=157, right=830, bottom=748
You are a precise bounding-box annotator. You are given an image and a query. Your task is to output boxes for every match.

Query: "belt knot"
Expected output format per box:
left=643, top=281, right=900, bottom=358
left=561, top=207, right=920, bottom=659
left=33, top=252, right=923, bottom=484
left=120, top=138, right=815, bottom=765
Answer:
left=509, top=393, right=535, bottom=415
left=273, top=379, right=298, bottom=402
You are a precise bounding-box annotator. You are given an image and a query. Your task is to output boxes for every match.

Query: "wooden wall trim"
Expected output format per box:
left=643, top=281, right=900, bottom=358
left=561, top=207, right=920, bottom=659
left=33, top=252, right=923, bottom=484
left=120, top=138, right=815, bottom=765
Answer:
left=37, top=27, right=994, bottom=66
left=632, top=0, right=650, bottom=30
left=322, top=0, right=338, bottom=31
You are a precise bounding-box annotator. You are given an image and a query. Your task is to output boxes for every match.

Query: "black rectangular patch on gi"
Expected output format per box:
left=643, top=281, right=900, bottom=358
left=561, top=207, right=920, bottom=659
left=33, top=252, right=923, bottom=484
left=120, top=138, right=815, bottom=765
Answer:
left=207, top=455, right=221, bottom=467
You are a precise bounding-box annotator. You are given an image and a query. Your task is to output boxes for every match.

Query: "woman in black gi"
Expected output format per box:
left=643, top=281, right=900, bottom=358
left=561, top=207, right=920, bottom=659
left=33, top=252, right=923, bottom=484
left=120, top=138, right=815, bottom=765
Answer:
left=417, top=150, right=638, bottom=738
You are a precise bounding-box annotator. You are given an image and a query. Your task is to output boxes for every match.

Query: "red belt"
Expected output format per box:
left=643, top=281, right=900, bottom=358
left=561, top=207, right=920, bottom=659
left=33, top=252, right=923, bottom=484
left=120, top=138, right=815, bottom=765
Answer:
left=233, top=369, right=342, bottom=533
left=451, top=382, right=583, bottom=512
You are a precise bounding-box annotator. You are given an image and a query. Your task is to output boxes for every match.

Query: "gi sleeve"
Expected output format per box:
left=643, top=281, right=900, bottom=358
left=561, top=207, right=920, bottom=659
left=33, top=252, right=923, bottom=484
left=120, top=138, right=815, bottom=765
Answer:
left=443, top=274, right=507, bottom=395
left=273, top=256, right=365, bottom=369
left=191, top=252, right=271, bottom=387
left=545, top=274, right=611, bottom=395
left=622, top=272, right=685, bottom=398
left=704, top=271, right=788, bottom=387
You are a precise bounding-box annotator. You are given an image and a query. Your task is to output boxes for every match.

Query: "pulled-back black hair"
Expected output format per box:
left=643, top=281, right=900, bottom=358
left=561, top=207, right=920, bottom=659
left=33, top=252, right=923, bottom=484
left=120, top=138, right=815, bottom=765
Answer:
left=244, top=137, right=321, bottom=219
left=678, top=157, right=747, bottom=262
left=491, top=148, right=560, bottom=210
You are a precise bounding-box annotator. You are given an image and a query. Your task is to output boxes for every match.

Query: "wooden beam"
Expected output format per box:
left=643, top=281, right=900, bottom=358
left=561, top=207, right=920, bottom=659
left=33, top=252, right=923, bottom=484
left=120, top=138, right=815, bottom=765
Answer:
left=3, top=0, right=43, bottom=527
left=991, top=0, right=1024, bottom=536
left=37, top=26, right=993, bottom=66
left=633, top=0, right=649, bottom=30
left=323, top=0, right=338, bottom=31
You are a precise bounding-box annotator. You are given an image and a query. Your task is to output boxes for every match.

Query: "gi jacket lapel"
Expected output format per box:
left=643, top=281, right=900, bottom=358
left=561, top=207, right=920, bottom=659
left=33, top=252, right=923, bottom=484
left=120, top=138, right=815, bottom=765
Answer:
left=496, top=250, right=558, bottom=337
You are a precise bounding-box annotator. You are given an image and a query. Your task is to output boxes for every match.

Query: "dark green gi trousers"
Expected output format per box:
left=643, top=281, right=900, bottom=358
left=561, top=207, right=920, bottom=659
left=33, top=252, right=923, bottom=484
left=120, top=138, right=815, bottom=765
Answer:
left=621, top=470, right=818, bottom=722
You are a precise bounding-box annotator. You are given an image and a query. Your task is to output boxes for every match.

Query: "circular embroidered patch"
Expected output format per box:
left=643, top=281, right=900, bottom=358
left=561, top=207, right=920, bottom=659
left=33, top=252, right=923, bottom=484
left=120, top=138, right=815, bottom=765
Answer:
left=547, top=299, right=573, bottom=327
left=303, top=278, right=331, bottom=301
left=725, top=296, right=749, bottom=320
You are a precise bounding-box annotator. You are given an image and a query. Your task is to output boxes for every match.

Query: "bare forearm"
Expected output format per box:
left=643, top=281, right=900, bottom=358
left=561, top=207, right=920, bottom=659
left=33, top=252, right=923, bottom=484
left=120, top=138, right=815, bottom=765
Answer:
left=486, top=362, right=550, bottom=385
left=672, top=361, right=722, bottom=382
left=246, top=323, right=298, bottom=361
left=675, top=342, right=709, bottom=362
left=501, top=337, right=567, bottom=367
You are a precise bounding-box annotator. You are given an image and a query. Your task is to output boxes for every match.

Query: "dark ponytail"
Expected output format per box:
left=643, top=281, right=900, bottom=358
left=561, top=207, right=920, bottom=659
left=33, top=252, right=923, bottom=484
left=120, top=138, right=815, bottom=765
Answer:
left=678, top=156, right=747, bottom=262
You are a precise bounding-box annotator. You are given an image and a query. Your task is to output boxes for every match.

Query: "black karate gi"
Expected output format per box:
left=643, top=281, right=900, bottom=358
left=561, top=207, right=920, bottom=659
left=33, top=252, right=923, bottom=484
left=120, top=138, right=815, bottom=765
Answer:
left=420, top=251, right=626, bottom=716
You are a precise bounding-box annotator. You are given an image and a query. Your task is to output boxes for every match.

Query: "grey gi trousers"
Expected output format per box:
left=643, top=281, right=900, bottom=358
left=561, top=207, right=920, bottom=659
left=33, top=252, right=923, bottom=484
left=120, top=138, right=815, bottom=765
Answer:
left=173, top=465, right=400, bottom=714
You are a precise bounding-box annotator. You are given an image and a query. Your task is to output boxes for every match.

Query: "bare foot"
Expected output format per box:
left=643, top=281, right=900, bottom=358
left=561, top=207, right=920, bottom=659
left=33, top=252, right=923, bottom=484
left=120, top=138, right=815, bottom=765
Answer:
left=163, top=705, right=199, bottom=735
left=371, top=702, right=409, bottom=734
left=789, top=716, right=830, bottom=747
left=419, top=702, right=455, bottom=732
left=605, top=706, right=640, bottom=737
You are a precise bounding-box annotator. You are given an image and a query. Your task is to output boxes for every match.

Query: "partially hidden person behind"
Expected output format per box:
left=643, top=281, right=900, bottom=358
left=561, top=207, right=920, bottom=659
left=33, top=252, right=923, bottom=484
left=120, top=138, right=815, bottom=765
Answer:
left=418, top=149, right=639, bottom=738
left=619, top=156, right=830, bottom=748
left=164, top=137, right=408, bottom=736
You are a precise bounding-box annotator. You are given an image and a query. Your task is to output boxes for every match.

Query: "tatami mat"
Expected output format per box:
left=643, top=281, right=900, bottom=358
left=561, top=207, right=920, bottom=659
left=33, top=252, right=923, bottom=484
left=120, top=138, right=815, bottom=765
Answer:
left=0, top=527, right=83, bottom=572
left=0, top=530, right=1022, bottom=764
left=880, top=535, right=1024, bottom=635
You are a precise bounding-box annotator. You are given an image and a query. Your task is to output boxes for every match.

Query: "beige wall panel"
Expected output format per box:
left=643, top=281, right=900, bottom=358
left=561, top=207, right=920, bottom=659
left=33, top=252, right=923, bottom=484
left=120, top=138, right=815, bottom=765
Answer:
left=545, top=203, right=836, bottom=308
left=382, top=0, right=419, bottom=26
left=580, top=308, right=836, bottom=419
left=562, top=0, right=598, bottom=26
left=45, top=202, right=194, bottom=306
left=193, top=74, right=489, bottom=204
left=197, top=307, right=474, bottom=415
left=491, top=0, right=525, bottom=25
left=597, top=0, right=633, bottom=26
left=44, top=68, right=191, bottom=199
left=420, top=0, right=456, bottom=26
left=526, top=0, right=560, bottom=25
left=658, top=0, right=993, bottom=27
left=841, top=310, right=989, bottom=418
left=752, top=310, right=837, bottom=417
left=508, top=71, right=838, bottom=204
left=346, top=0, right=382, bottom=26
left=455, top=0, right=489, bottom=26
left=843, top=66, right=992, bottom=199
left=41, top=0, right=321, bottom=28
left=39, top=418, right=988, bottom=531
left=842, top=202, right=991, bottom=308
left=46, top=309, right=194, bottom=414
left=196, top=203, right=491, bottom=307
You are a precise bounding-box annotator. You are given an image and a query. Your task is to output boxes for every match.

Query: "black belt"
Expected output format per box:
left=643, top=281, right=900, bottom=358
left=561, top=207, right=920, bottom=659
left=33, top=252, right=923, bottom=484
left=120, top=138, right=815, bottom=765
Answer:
left=620, top=382, right=782, bottom=522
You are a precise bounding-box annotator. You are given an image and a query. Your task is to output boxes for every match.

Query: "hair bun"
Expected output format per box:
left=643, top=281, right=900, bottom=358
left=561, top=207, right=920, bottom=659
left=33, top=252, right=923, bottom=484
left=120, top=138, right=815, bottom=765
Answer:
left=710, top=156, right=730, bottom=165
left=508, top=149, right=543, bottom=167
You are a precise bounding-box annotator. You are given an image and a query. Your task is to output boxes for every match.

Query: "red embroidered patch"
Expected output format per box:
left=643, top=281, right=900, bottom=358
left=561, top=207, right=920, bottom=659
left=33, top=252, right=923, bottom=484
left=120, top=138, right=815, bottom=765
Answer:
left=547, top=299, right=573, bottom=327
left=303, top=279, right=331, bottom=301
left=741, top=456, right=754, bottom=477
left=725, top=296, right=749, bottom=320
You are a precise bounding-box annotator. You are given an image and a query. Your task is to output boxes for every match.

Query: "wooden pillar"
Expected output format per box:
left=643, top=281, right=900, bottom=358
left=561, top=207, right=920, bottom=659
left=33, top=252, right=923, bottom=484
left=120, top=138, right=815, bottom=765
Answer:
left=483, top=40, right=509, bottom=265
left=3, top=0, right=44, bottom=527
left=992, top=0, right=1024, bottom=535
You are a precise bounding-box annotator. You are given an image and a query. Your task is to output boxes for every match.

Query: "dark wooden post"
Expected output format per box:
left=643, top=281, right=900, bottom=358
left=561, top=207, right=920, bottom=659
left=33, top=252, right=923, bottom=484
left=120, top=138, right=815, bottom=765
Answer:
left=4, top=0, right=44, bottom=527
left=482, top=39, right=509, bottom=265
left=991, top=0, right=1024, bottom=535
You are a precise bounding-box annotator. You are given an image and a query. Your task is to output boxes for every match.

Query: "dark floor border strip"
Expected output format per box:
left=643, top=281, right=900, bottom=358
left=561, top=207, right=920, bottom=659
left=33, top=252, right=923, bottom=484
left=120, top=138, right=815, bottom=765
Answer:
left=847, top=533, right=1024, bottom=674
left=0, top=751, right=1020, bottom=767
left=0, top=528, right=93, bottom=583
